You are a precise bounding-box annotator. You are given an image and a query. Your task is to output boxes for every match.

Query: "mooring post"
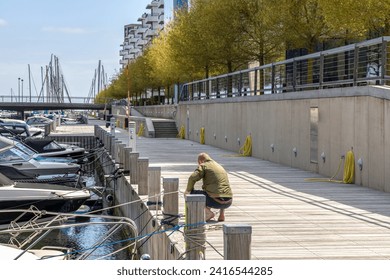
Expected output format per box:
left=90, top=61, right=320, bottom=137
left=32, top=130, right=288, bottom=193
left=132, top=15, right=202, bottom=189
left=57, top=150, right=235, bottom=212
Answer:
left=111, top=137, right=117, bottom=158
left=162, top=177, right=179, bottom=228
left=137, top=157, right=149, bottom=195
left=123, top=147, right=132, bottom=175
left=223, top=224, right=252, bottom=260
left=110, top=117, right=116, bottom=137
left=185, top=194, right=206, bottom=260
left=109, top=135, right=115, bottom=156
left=129, top=152, right=139, bottom=184
left=103, top=132, right=109, bottom=150
left=117, top=143, right=126, bottom=170
left=102, top=130, right=106, bottom=147
left=147, top=166, right=161, bottom=210
left=114, top=140, right=121, bottom=163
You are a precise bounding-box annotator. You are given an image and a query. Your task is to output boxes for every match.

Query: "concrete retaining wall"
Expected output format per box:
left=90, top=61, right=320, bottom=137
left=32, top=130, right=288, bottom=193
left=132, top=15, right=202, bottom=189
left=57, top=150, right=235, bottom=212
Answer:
left=94, top=126, right=183, bottom=260
left=135, top=105, right=177, bottom=119
left=174, top=85, right=390, bottom=192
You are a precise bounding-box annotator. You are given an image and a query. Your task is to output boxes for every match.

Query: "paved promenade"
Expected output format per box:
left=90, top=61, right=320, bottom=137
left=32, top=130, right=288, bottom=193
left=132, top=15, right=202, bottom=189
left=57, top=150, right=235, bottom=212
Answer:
left=53, top=119, right=390, bottom=260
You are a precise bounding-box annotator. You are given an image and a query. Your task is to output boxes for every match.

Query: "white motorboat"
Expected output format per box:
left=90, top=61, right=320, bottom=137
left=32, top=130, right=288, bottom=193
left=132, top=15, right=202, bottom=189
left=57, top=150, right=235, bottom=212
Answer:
left=0, top=210, right=138, bottom=260
left=0, top=244, right=69, bottom=260
left=0, top=118, right=44, bottom=139
left=0, top=135, right=80, bottom=178
left=0, top=173, right=90, bottom=224
left=23, top=138, right=86, bottom=160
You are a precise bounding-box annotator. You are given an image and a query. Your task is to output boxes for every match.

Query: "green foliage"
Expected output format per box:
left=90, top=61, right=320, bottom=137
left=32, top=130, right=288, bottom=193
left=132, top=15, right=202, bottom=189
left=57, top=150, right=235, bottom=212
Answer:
left=100, top=0, right=389, bottom=102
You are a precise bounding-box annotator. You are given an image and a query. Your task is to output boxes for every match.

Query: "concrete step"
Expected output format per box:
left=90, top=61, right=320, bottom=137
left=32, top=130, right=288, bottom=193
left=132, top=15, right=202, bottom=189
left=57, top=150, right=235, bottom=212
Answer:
left=152, top=120, right=178, bottom=138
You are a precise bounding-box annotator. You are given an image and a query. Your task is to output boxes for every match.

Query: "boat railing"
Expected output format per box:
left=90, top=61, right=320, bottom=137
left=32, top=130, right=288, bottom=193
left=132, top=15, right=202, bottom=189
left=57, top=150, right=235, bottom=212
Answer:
left=0, top=208, right=138, bottom=260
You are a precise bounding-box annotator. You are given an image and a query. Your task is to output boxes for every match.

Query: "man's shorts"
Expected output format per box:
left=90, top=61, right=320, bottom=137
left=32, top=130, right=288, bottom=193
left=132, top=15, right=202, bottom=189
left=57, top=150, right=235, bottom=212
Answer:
left=190, top=190, right=232, bottom=209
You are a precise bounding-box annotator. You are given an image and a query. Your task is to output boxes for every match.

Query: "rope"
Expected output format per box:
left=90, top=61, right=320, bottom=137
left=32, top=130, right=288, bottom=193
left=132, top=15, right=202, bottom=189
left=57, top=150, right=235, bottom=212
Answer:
left=137, top=123, right=144, bottom=137
left=239, top=134, right=252, bottom=156
left=177, top=125, right=185, bottom=139
left=161, top=212, right=182, bottom=226
left=343, top=149, right=355, bottom=184
left=305, top=149, right=355, bottom=184
left=200, top=127, right=205, bottom=144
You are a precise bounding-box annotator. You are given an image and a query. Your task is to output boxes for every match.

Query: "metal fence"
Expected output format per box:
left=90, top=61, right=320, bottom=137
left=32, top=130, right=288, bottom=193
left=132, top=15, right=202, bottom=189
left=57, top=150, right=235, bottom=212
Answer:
left=0, top=95, right=95, bottom=104
left=180, top=36, right=390, bottom=101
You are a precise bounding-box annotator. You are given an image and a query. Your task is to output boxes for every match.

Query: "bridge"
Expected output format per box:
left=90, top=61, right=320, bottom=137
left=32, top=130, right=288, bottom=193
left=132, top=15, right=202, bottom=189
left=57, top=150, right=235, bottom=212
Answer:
left=0, top=96, right=110, bottom=119
left=0, top=55, right=112, bottom=118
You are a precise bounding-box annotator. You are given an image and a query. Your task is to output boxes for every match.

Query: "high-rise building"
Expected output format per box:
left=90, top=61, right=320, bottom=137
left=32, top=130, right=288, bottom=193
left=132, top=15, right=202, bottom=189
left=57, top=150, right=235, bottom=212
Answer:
left=119, top=0, right=165, bottom=68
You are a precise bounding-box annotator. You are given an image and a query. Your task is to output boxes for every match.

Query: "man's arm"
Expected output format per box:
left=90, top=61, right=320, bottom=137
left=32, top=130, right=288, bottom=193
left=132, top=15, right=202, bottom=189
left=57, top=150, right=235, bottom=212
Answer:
left=185, top=165, right=204, bottom=193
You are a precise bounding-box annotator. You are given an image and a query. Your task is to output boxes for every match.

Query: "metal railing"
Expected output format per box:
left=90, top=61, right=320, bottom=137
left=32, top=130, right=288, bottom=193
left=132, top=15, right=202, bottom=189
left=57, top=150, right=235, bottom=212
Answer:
left=0, top=95, right=115, bottom=105
left=0, top=95, right=96, bottom=104
left=180, top=36, right=390, bottom=101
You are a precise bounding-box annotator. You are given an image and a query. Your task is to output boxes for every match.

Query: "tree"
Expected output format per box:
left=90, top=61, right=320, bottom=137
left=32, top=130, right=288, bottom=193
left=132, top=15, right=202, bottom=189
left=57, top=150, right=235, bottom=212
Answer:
left=281, top=0, right=331, bottom=52
left=237, top=0, right=285, bottom=66
left=320, top=0, right=390, bottom=42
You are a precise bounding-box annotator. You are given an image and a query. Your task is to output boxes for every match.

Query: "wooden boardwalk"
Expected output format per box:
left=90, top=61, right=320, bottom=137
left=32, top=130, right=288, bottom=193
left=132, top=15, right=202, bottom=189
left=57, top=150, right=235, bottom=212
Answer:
left=54, top=120, right=390, bottom=260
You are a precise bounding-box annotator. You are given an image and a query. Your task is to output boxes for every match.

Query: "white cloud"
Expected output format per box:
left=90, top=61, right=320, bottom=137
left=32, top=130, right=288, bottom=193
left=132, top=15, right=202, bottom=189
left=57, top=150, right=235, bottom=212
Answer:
left=0, top=19, right=8, bottom=27
left=42, top=26, right=87, bottom=34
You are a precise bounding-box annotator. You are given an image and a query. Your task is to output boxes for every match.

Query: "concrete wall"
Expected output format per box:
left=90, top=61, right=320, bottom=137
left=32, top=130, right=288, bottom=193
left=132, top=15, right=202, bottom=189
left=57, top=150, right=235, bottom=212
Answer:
left=95, top=125, right=183, bottom=260
left=135, top=104, right=177, bottom=119
left=175, top=85, right=390, bottom=192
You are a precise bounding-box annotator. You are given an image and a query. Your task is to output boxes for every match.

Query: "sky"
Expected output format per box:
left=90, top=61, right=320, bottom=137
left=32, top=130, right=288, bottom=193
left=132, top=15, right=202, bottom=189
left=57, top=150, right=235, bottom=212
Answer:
left=0, top=0, right=173, bottom=99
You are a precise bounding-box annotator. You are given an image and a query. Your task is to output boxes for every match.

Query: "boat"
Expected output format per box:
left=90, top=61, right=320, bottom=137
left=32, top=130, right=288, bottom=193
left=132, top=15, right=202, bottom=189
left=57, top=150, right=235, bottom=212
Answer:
left=22, top=138, right=86, bottom=160
left=0, top=243, right=70, bottom=260
left=0, top=209, right=138, bottom=260
left=0, top=135, right=81, bottom=177
left=0, top=173, right=90, bottom=225
left=0, top=118, right=44, bottom=139
left=0, top=165, right=82, bottom=187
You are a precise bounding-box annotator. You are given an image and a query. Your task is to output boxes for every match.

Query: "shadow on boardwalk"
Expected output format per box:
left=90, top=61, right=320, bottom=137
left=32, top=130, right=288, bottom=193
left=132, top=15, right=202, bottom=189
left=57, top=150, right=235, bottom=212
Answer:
left=59, top=120, right=390, bottom=259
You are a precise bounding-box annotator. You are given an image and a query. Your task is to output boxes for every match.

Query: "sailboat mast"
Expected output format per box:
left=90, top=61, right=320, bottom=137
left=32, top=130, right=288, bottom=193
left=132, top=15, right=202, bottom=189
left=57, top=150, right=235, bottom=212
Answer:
left=28, top=64, right=32, bottom=102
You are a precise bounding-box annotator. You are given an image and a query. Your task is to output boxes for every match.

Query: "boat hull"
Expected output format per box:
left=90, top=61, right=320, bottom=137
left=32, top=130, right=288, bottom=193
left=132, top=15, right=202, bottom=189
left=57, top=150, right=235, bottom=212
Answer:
left=0, top=198, right=88, bottom=224
left=0, top=181, right=90, bottom=224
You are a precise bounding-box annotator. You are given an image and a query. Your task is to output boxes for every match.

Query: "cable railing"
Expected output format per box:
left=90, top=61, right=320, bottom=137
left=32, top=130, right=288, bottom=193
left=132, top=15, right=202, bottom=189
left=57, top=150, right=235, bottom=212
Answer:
left=180, top=36, right=390, bottom=101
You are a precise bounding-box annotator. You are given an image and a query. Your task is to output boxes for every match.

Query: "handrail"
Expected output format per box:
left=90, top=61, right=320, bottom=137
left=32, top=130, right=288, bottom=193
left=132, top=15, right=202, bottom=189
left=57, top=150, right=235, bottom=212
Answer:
left=180, top=36, right=390, bottom=101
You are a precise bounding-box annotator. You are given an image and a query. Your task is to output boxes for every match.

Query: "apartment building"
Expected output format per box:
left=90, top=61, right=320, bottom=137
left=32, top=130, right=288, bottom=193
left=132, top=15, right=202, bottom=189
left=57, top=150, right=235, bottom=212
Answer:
left=119, top=0, right=165, bottom=68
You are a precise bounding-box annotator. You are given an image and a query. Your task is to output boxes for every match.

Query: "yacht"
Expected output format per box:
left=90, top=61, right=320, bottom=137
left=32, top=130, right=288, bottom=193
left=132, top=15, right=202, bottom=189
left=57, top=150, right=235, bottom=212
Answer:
left=0, top=173, right=90, bottom=224
left=22, top=138, right=86, bottom=160
left=0, top=244, right=70, bottom=260
left=0, top=118, right=44, bottom=139
left=0, top=135, right=80, bottom=178
left=0, top=210, right=138, bottom=260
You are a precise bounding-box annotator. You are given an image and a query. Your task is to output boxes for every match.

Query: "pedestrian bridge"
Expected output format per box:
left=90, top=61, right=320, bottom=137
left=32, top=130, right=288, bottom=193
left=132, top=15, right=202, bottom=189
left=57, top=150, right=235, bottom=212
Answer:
left=0, top=96, right=109, bottom=118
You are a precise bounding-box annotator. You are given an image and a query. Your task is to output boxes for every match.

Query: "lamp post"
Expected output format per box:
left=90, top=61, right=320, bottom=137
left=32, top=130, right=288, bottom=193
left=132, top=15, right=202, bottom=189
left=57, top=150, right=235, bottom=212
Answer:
left=18, top=77, right=21, bottom=102
left=21, top=79, right=24, bottom=102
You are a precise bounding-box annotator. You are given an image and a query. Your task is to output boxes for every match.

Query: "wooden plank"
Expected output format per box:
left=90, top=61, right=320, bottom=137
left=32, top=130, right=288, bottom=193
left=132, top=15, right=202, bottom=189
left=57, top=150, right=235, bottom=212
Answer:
left=61, top=121, right=390, bottom=260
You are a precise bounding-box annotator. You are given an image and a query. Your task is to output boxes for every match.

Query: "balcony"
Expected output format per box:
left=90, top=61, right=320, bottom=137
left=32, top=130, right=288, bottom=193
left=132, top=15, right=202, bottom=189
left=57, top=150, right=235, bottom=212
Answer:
left=124, top=44, right=136, bottom=50
left=129, top=48, right=141, bottom=54
left=146, top=1, right=159, bottom=9
left=146, top=14, right=159, bottom=24
left=138, top=13, right=147, bottom=23
left=136, top=27, right=149, bottom=35
left=128, top=37, right=139, bottom=43
left=158, top=14, right=164, bottom=24
left=145, top=28, right=158, bottom=38
left=119, top=59, right=128, bottom=65
left=136, top=39, right=149, bottom=48
left=119, top=49, right=128, bottom=56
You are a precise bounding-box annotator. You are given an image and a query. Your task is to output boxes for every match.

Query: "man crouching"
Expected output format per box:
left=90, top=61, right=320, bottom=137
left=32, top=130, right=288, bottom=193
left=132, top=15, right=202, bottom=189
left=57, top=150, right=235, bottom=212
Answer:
left=185, top=152, right=233, bottom=222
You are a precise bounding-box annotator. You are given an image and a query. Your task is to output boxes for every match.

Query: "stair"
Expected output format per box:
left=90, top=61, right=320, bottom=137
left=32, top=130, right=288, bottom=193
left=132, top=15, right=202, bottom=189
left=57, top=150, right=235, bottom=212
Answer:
left=152, top=120, right=178, bottom=138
